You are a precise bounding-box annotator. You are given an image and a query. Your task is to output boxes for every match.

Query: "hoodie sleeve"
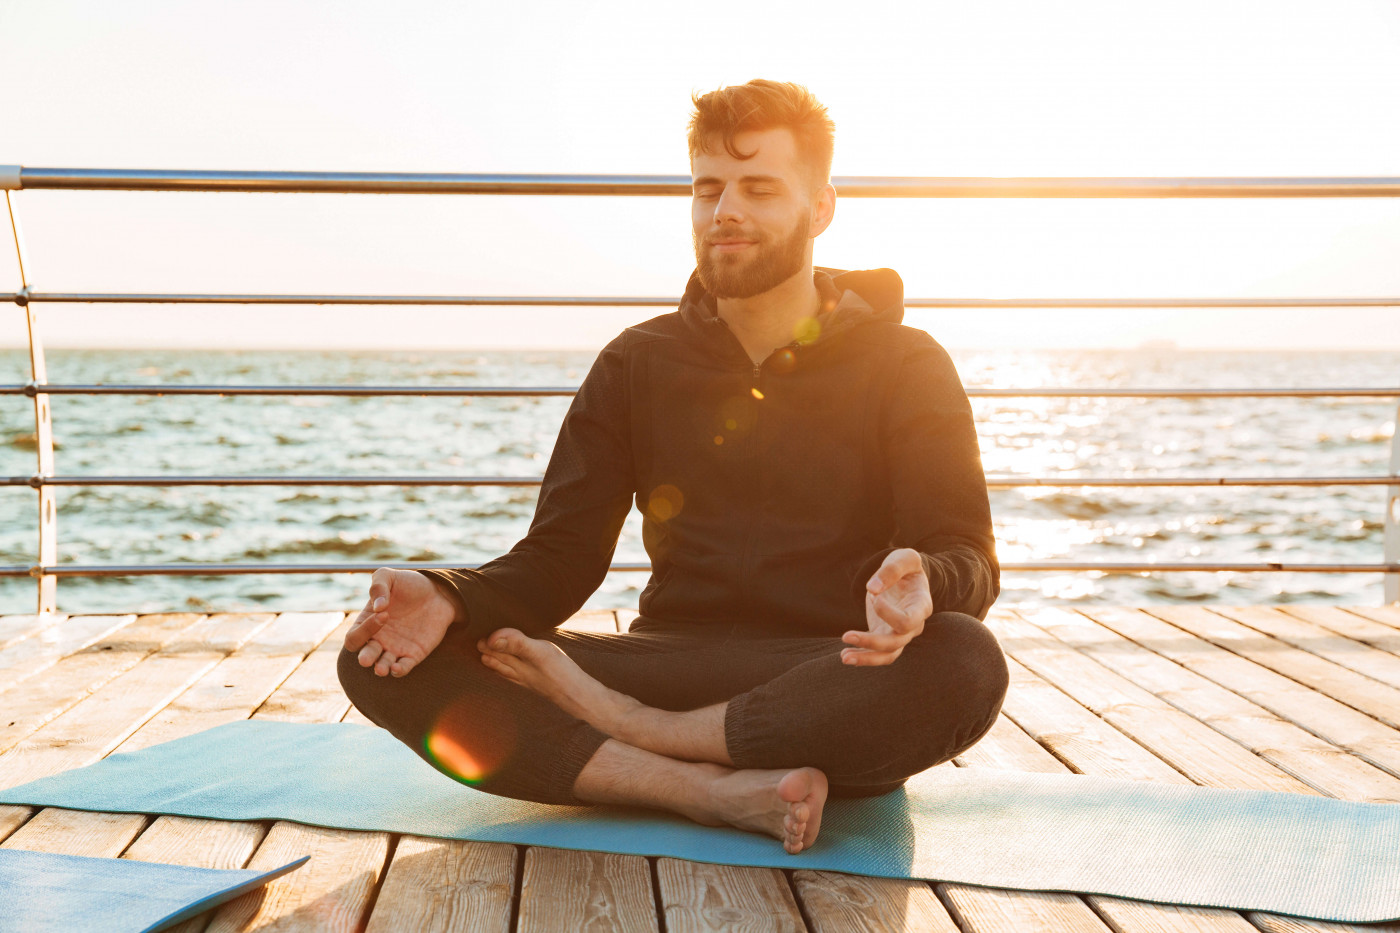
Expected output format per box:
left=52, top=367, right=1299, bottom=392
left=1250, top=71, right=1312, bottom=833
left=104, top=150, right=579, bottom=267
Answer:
left=419, top=336, right=635, bottom=638
left=853, top=334, right=1000, bottom=619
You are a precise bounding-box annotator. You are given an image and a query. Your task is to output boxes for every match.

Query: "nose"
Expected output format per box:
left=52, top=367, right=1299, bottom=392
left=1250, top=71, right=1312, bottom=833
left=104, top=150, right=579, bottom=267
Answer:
left=712, top=186, right=744, bottom=226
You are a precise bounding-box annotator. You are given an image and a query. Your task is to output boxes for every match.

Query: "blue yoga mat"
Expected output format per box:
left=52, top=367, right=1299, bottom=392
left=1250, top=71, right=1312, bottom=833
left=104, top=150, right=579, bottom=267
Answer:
left=0, top=847, right=307, bottom=933
left=1, top=720, right=1397, bottom=923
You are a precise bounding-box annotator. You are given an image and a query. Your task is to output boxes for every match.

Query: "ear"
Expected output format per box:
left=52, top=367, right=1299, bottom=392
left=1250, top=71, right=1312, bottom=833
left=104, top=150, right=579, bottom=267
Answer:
left=809, top=183, right=836, bottom=238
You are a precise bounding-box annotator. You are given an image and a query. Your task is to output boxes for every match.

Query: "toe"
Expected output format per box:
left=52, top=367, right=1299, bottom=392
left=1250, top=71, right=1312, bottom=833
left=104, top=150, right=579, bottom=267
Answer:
left=487, top=627, right=525, bottom=653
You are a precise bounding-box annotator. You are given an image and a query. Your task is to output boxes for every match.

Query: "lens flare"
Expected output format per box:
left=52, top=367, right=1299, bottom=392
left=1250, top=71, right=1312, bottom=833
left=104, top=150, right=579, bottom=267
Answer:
left=793, top=317, right=821, bottom=344
left=770, top=348, right=798, bottom=374
left=647, top=484, right=684, bottom=521
left=422, top=695, right=516, bottom=786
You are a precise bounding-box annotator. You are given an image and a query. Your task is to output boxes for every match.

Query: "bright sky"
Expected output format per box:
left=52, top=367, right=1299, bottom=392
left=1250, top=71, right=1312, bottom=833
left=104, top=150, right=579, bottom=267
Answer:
left=1, top=0, right=1398, bottom=350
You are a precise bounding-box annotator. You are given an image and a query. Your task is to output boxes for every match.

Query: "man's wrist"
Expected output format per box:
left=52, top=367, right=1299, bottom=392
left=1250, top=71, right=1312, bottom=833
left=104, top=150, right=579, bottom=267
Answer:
left=421, top=572, right=467, bottom=626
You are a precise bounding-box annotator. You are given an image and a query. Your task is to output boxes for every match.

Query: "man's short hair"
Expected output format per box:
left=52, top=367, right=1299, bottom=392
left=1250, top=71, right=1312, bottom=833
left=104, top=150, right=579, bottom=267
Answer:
left=688, top=80, right=835, bottom=188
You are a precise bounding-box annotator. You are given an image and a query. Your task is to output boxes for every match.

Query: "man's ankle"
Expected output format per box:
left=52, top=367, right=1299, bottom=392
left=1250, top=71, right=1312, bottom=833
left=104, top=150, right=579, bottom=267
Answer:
left=609, top=696, right=655, bottom=747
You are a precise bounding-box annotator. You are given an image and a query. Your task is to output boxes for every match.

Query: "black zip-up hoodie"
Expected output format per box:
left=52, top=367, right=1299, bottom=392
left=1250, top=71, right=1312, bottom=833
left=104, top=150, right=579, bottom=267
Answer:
left=423, top=267, right=999, bottom=639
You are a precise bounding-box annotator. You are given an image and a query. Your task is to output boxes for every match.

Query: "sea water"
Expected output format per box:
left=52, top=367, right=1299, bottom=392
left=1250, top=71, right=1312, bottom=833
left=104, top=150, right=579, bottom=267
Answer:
left=1, top=348, right=1396, bottom=614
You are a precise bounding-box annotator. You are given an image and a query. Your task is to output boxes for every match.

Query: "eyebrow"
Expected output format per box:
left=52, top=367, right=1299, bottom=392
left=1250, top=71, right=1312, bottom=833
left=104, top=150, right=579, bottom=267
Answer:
left=691, top=174, right=787, bottom=188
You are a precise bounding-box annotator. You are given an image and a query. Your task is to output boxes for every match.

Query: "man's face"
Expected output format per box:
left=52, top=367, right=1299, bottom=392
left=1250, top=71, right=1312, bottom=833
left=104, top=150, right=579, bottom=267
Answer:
left=690, top=127, right=828, bottom=299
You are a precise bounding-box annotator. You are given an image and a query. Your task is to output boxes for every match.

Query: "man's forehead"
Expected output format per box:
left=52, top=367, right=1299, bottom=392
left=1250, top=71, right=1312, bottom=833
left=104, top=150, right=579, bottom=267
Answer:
left=690, top=127, right=802, bottom=178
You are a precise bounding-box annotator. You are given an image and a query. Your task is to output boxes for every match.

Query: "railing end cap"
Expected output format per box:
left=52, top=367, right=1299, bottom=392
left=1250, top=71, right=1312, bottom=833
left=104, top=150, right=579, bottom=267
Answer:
left=0, top=166, right=20, bottom=190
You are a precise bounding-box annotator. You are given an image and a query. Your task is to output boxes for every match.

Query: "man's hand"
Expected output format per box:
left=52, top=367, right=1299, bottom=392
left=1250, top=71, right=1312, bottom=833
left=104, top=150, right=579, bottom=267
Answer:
left=343, top=568, right=457, bottom=678
left=841, top=548, right=933, bottom=666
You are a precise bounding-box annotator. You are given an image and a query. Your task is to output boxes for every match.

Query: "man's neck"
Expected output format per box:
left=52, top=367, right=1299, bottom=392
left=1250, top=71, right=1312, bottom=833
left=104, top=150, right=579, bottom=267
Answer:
left=715, top=268, right=822, bottom=367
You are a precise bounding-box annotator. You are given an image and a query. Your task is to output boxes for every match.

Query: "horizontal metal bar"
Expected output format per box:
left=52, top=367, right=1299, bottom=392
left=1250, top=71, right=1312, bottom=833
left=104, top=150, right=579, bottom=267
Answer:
left=1000, top=476, right=1400, bottom=488
left=2, top=560, right=1396, bottom=578
left=13, top=168, right=1400, bottom=197
left=2, top=384, right=1397, bottom=400
left=0, top=383, right=578, bottom=397
left=0, top=561, right=651, bottom=577
left=18, top=292, right=678, bottom=306
left=2, top=475, right=542, bottom=487
left=4, top=474, right=1395, bottom=489
left=11, top=292, right=1400, bottom=309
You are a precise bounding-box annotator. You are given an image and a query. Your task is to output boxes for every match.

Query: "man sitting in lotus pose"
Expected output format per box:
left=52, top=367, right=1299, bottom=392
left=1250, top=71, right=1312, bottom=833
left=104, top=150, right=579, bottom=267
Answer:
left=338, top=79, right=1007, bottom=855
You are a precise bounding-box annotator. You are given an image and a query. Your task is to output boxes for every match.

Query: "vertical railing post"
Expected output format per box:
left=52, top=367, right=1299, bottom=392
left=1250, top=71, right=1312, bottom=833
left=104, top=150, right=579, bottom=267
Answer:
left=5, top=185, right=58, bottom=613
left=1386, top=394, right=1400, bottom=604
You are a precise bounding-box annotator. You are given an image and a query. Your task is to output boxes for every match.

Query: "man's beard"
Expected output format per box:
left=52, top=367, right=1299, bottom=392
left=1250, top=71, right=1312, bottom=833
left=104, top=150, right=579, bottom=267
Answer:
left=694, top=215, right=810, bottom=300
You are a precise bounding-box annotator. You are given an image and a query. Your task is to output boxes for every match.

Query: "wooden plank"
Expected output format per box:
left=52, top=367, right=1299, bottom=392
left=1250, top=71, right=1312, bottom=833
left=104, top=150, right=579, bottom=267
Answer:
left=1091, top=900, right=1261, bottom=933
left=201, top=614, right=396, bottom=932
left=0, top=614, right=279, bottom=866
left=0, top=610, right=335, bottom=895
left=518, top=847, right=657, bottom=933
left=793, top=873, right=959, bottom=933
left=204, top=821, right=390, bottom=933
left=341, top=705, right=376, bottom=726
left=1037, top=608, right=1400, bottom=803
left=0, top=613, right=264, bottom=758
left=1148, top=606, right=1400, bottom=731
left=0, top=629, right=224, bottom=787
left=116, top=612, right=343, bottom=754
left=365, top=836, right=515, bottom=933
left=0, top=612, right=66, bottom=651
left=1087, top=607, right=1400, bottom=782
left=560, top=609, right=621, bottom=633
left=953, top=713, right=1070, bottom=774
left=1212, top=606, right=1400, bottom=691
left=1281, top=605, right=1400, bottom=658
left=1344, top=605, right=1400, bottom=630
left=124, top=616, right=349, bottom=863
left=990, top=609, right=1313, bottom=794
left=0, top=807, right=29, bottom=844
left=998, top=655, right=1192, bottom=784
left=657, top=859, right=806, bottom=933
left=0, top=807, right=147, bottom=858
left=1026, top=609, right=1379, bottom=933
left=951, top=671, right=1257, bottom=933
left=1248, top=913, right=1400, bottom=933
left=938, top=887, right=1112, bottom=933
left=0, top=613, right=137, bottom=694
left=252, top=616, right=354, bottom=723
left=124, top=814, right=268, bottom=871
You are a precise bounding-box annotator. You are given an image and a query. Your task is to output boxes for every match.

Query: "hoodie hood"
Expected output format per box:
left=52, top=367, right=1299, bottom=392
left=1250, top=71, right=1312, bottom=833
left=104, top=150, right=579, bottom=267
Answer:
left=678, top=266, right=906, bottom=345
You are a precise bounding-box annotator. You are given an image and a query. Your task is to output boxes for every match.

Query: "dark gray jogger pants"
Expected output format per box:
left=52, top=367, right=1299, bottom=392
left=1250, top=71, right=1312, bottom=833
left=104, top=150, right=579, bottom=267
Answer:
left=337, top=611, right=1009, bottom=806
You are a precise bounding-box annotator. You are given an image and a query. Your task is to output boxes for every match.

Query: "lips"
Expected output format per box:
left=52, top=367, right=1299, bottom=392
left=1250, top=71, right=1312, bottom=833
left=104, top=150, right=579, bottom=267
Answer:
left=709, top=239, right=755, bottom=253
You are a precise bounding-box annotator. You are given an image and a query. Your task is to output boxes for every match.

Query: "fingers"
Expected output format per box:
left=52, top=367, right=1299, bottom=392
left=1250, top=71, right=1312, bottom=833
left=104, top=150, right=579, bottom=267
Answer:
left=357, top=639, right=384, bottom=669
left=345, top=568, right=397, bottom=653
left=840, top=645, right=902, bottom=666
left=345, top=607, right=379, bottom=654
left=866, top=547, right=924, bottom=595
left=869, top=592, right=926, bottom=635
left=368, top=566, right=395, bottom=604
left=843, top=628, right=906, bottom=652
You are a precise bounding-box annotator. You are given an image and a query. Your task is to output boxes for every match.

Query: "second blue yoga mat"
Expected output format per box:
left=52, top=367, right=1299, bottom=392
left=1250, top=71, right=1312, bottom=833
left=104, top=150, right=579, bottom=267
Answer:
left=0, top=848, right=307, bottom=933
left=1, top=720, right=1397, bottom=923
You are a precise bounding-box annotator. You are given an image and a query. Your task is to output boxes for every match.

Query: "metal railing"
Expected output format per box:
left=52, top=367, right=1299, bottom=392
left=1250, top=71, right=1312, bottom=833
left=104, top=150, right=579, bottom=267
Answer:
left=4, top=167, right=1399, bottom=612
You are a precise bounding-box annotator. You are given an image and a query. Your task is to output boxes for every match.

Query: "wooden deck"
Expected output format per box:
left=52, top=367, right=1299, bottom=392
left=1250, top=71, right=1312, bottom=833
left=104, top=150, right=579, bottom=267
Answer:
left=2, top=604, right=1399, bottom=933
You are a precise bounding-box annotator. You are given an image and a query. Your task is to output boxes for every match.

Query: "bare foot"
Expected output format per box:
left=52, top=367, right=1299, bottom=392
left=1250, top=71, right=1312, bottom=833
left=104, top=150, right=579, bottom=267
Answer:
left=704, top=766, right=829, bottom=854
left=478, top=628, right=638, bottom=734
